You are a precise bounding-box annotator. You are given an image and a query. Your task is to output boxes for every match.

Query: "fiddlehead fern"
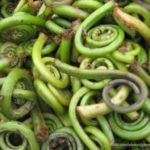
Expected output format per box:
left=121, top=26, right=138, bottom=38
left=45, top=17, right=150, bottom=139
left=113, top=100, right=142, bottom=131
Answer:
left=112, top=41, right=141, bottom=64
left=32, top=33, right=69, bottom=88
left=0, top=42, right=22, bottom=71
left=75, top=1, right=125, bottom=56
left=0, top=12, right=45, bottom=43
left=41, top=127, right=84, bottom=150
left=18, top=38, right=57, bottom=56
left=0, top=121, right=40, bottom=150
left=0, top=0, right=149, bottom=148
left=44, top=113, right=63, bottom=132
left=1, top=2, right=16, bottom=17
left=108, top=112, right=150, bottom=141
left=0, top=68, right=36, bottom=119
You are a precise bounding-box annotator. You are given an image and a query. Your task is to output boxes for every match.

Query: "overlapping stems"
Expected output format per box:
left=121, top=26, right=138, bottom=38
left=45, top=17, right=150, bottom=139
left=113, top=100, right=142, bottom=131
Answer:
left=1, top=0, right=150, bottom=149
left=80, top=57, right=114, bottom=89
left=52, top=58, right=148, bottom=112
left=0, top=68, right=36, bottom=119
left=69, top=87, right=111, bottom=150
left=32, top=33, right=69, bottom=89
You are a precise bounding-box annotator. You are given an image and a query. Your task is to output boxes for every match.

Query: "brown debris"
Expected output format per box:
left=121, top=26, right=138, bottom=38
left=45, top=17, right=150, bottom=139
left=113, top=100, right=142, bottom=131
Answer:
left=53, top=34, right=62, bottom=44
left=141, top=62, right=149, bottom=70
left=72, top=19, right=81, bottom=28
left=62, top=29, right=75, bottom=40
left=0, top=72, right=3, bottom=77
left=53, top=29, right=75, bottom=44
left=26, top=70, right=34, bottom=80
left=0, top=95, right=4, bottom=103
left=36, top=125, right=50, bottom=142
left=19, top=51, right=27, bottom=62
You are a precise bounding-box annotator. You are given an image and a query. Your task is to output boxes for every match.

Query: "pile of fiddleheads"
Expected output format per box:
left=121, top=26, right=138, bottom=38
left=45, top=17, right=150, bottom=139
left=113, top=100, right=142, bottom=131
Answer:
left=1, top=0, right=150, bottom=150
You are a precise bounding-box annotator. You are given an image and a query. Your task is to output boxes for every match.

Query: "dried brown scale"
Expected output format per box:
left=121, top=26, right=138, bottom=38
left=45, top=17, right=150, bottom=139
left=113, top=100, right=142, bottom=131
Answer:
left=28, top=0, right=42, bottom=10
left=19, top=50, right=27, bottom=62
left=53, top=34, right=62, bottom=44
left=0, top=118, right=4, bottom=123
left=58, top=138, right=65, bottom=144
left=36, top=125, right=49, bottom=142
left=119, top=48, right=128, bottom=55
left=53, top=29, right=75, bottom=44
left=141, top=62, right=149, bottom=70
left=0, top=72, right=3, bottom=77
left=132, top=113, right=140, bottom=121
left=82, top=28, right=87, bottom=40
left=72, top=19, right=81, bottom=28
left=50, top=141, right=57, bottom=148
left=26, top=70, right=34, bottom=80
left=125, top=64, right=130, bottom=68
left=0, top=95, right=4, bottom=103
left=147, top=39, right=150, bottom=45
left=119, top=42, right=133, bottom=54
left=131, top=57, right=135, bottom=64
left=111, top=146, right=116, bottom=150
left=62, top=29, right=75, bottom=40
left=129, top=62, right=139, bottom=72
